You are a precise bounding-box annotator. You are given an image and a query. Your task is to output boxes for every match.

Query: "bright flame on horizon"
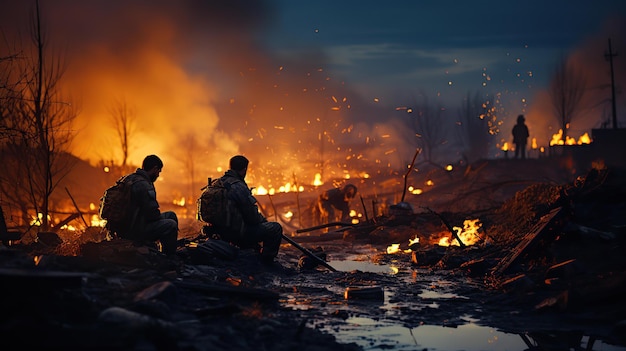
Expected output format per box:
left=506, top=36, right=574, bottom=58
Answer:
left=550, top=130, right=592, bottom=146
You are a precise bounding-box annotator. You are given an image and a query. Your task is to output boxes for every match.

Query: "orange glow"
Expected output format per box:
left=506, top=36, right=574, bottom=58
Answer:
left=387, top=243, right=401, bottom=254
left=91, top=214, right=106, bottom=227
left=437, top=219, right=482, bottom=247
left=386, top=236, right=420, bottom=254
left=501, top=142, right=509, bottom=151
left=255, top=186, right=268, bottom=195
left=550, top=130, right=592, bottom=146
left=313, top=173, right=323, bottom=186
left=408, top=186, right=423, bottom=195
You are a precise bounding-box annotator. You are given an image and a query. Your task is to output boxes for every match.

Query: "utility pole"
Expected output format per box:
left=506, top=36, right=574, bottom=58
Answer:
left=604, top=38, right=618, bottom=129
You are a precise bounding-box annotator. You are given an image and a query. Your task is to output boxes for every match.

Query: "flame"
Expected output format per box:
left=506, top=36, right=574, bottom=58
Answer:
left=173, top=197, right=185, bottom=206
left=531, top=138, right=538, bottom=149
left=386, top=236, right=420, bottom=254
left=30, top=213, right=51, bottom=227
left=91, top=214, right=106, bottom=227
left=550, top=130, right=592, bottom=146
left=408, top=186, right=423, bottom=195
left=501, top=142, right=509, bottom=151
left=387, top=243, right=401, bottom=254
left=255, top=186, right=268, bottom=195
left=579, top=132, right=591, bottom=144
left=437, top=219, right=482, bottom=247
left=445, top=164, right=453, bottom=171
left=313, top=173, right=323, bottom=186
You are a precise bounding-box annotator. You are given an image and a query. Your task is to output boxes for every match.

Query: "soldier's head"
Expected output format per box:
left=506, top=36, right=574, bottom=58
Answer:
left=142, top=155, right=163, bottom=182
left=230, top=155, right=249, bottom=178
left=343, top=184, right=357, bottom=199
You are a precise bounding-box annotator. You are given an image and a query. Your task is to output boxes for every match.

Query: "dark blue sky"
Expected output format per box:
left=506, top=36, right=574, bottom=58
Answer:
left=262, top=0, right=626, bottom=112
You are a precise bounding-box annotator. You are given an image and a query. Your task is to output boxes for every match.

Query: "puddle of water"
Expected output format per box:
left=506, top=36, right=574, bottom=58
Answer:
left=317, top=317, right=626, bottom=351
left=294, top=260, right=626, bottom=351
left=328, top=260, right=397, bottom=274
left=418, top=290, right=464, bottom=299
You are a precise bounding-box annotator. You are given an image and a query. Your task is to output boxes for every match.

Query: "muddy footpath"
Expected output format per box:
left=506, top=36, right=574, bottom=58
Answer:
left=1, top=160, right=626, bottom=350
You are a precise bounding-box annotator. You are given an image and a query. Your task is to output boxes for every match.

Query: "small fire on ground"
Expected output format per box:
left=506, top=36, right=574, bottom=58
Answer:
left=386, top=219, right=483, bottom=254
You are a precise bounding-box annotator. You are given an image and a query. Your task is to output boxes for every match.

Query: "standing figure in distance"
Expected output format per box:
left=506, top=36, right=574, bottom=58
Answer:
left=216, top=155, right=283, bottom=264
left=120, top=155, right=179, bottom=256
left=315, top=184, right=358, bottom=224
left=512, top=114, right=530, bottom=159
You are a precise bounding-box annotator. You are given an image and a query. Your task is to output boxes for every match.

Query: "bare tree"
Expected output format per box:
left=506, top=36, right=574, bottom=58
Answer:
left=0, top=36, right=25, bottom=140
left=549, top=56, right=588, bottom=141
left=456, top=91, right=498, bottom=162
left=404, top=94, right=447, bottom=163
left=0, top=1, right=77, bottom=230
left=106, top=96, right=136, bottom=175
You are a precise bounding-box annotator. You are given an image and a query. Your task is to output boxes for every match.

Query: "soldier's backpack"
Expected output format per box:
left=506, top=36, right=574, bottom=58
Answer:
left=196, top=178, right=241, bottom=229
left=99, top=174, right=142, bottom=226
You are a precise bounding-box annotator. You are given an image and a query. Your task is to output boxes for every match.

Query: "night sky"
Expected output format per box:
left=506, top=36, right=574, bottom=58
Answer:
left=265, top=1, right=626, bottom=115
left=1, top=0, right=625, bottom=190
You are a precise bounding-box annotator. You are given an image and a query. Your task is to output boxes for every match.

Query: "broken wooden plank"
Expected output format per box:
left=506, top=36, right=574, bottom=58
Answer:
left=492, top=206, right=563, bottom=277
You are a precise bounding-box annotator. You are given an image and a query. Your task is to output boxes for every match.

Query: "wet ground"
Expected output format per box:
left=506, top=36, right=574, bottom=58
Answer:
left=2, top=158, right=626, bottom=350
left=273, top=239, right=626, bottom=351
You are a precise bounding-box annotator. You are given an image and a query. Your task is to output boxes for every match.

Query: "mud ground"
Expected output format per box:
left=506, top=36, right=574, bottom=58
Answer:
left=2, top=158, right=626, bottom=350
